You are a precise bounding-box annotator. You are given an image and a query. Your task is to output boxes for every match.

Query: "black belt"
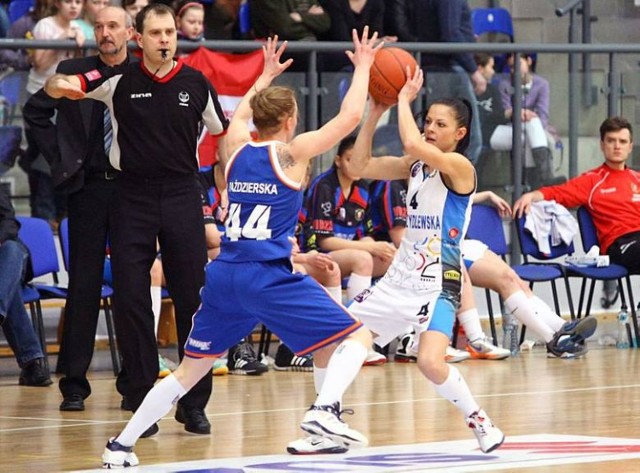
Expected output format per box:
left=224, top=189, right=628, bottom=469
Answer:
left=87, top=170, right=120, bottom=180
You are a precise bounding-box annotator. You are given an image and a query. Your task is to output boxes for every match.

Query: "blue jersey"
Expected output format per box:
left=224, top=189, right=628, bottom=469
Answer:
left=219, top=141, right=302, bottom=263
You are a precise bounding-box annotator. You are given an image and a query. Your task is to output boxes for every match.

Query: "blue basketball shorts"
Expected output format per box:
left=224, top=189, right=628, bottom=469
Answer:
left=184, top=259, right=363, bottom=358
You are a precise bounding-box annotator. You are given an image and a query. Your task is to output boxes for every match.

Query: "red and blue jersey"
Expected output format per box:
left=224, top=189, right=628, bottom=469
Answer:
left=305, top=166, right=373, bottom=251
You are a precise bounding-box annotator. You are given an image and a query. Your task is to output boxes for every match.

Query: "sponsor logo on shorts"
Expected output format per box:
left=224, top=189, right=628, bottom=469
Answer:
left=188, top=338, right=211, bottom=350
left=443, top=270, right=461, bottom=281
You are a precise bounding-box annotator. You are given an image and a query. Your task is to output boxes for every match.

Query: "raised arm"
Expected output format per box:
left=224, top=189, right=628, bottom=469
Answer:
left=44, top=73, right=85, bottom=100
left=397, top=66, right=474, bottom=194
left=287, top=27, right=383, bottom=162
left=225, top=36, right=293, bottom=159
left=346, top=98, right=413, bottom=181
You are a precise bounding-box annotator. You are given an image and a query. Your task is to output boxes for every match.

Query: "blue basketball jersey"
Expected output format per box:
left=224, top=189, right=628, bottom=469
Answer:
left=219, top=141, right=303, bottom=262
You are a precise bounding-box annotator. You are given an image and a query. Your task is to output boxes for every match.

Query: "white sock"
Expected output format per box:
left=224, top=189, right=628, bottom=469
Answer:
left=314, top=339, right=367, bottom=406
left=457, top=308, right=485, bottom=342
left=503, top=290, right=555, bottom=343
left=326, top=285, right=342, bottom=304
left=346, top=273, right=371, bottom=301
left=433, top=365, right=479, bottom=417
left=531, top=296, right=566, bottom=332
left=151, top=286, right=162, bottom=337
left=115, top=374, right=186, bottom=447
left=313, top=365, right=327, bottom=395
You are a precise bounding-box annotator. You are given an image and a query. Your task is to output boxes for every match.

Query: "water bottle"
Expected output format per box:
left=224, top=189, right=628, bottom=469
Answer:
left=616, top=307, right=630, bottom=349
left=502, top=310, right=520, bottom=355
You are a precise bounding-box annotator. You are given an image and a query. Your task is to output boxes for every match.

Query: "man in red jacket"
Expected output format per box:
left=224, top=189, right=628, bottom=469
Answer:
left=513, top=116, right=640, bottom=273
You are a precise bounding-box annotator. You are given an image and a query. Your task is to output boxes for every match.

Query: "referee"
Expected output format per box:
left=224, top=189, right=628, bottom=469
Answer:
left=44, top=3, right=229, bottom=435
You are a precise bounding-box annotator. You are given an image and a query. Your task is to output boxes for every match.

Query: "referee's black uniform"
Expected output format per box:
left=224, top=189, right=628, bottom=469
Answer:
left=78, top=59, right=228, bottom=413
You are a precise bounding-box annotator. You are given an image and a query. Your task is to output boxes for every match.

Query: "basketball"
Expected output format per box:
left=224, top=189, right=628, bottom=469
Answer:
left=368, top=47, right=418, bottom=105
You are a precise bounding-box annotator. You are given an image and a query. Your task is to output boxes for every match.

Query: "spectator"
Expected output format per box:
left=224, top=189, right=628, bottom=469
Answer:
left=0, top=184, right=52, bottom=387
left=175, top=0, right=204, bottom=42
left=100, top=29, right=380, bottom=466
left=388, top=0, right=485, bottom=165
left=0, top=0, right=53, bottom=71
left=44, top=3, right=229, bottom=436
left=23, top=6, right=134, bottom=413
left=23, top=0, right=86, bottom=228
left=513, top=116, right=640, bottom=275
left=474, top=53, right=507, bottom=151
left=122, top=0, right=148, bottom=21
left=493, top=53, right=560, bottom=188
left=204, top=0, right=241, bottom=40
left=319, top=0, right=396, bottom=71
left=76, top=0, right=110, bottom=41
left=251, top=0, right=331, bottom=71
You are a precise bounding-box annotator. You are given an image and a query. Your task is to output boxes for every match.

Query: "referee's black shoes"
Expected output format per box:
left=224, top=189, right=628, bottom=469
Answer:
left=175, top=405, right=211, bottom=435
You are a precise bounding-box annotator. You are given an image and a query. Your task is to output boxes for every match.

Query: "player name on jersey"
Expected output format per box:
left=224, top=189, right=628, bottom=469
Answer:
left=407, top=214, right=441, bottom=230
left=228, top=181, right=279, bottom=195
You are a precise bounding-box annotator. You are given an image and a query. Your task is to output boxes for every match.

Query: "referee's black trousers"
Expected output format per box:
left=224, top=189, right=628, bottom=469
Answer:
left=111, top=173, right=211, bottom=411
left=58, top=177, right=116, bottom=399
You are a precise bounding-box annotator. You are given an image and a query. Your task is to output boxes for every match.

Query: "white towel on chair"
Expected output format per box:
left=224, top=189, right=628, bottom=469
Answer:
left=525, top=201, right=578, bottom=255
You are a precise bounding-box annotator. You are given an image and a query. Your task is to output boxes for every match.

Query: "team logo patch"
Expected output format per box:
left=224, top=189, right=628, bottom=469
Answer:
left=354, top=208, right=365, bottom=222
left=84, top=69, right=102, bottom=81
left=321, top=201, right=332, bottom=217
left=179, top=91, right=190, bottom=107
left=448, top=227, right=460, bottom=239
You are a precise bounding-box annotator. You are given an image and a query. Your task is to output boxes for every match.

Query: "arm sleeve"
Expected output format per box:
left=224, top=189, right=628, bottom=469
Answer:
left=22, top=89, right=60, bottom=167
left=539, top=173, right=593, bottom=209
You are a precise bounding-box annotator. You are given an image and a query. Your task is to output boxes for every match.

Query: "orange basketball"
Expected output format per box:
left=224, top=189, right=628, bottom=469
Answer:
left=368, top=47, right=418, bottom=105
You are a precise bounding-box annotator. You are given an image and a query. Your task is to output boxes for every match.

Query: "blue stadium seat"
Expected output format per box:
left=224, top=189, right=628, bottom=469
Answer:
left=238, top=1, right=251, bottom=36
left=8, top=0, right=34, bottom=24
left=471, top=7, right=514, bottom=41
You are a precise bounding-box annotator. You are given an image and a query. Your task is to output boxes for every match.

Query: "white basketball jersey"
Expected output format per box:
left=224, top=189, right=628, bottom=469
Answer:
left=383, top=161, right=475, bottom=291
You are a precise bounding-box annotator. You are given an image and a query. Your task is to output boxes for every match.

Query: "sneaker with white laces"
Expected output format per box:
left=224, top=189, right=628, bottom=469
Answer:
left=547, top=317, right=597, bottom=359
left=274, top=344, right=314, bottom=372
left=227, top=341, right=269, bottom=375
left=363, top=347, right=387, bottom=366
left=466, top=336, right=511, bottom=360
left=300, top=402, right=368, bottom=448
left=287, top=435, right=348, bottom=455
left=465, top=409, right=505, bottom=453
left=395, top=332, right=417, bottom=363
left=102, top=438, right=139, bottom=469
left=445, top=346, right=471, bottom=363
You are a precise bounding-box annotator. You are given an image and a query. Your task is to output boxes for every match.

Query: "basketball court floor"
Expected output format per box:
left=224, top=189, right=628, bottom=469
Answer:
left=1, top=345, right=639, bottom=472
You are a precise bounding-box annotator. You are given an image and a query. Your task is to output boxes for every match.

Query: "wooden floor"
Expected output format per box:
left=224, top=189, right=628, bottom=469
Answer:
left=1, top=346, right=640, bottom=472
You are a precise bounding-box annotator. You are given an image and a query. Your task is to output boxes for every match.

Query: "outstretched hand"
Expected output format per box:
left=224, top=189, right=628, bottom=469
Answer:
left=345, top=26, right=384, bottom=69
left=261, top=35, right=293, bottom=80
left=398, top=65, right=423, bottom=104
